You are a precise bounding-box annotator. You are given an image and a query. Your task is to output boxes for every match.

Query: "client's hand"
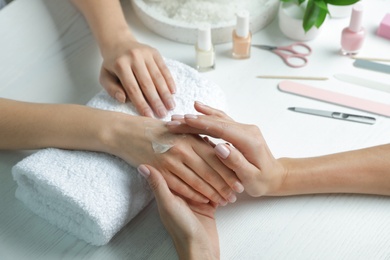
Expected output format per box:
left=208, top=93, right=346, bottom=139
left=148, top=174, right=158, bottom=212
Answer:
left=106, top=114, right=242, bottom=205
left=167, top=102, right=287, bottom=197
left=138, top=164, right=220, bottom=260
left=99, top=30, right=176, bottom=118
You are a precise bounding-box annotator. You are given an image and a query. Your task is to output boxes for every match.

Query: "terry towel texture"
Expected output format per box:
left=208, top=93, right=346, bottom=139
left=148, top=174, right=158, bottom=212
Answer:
left=12, top=59, right=227, bottom=246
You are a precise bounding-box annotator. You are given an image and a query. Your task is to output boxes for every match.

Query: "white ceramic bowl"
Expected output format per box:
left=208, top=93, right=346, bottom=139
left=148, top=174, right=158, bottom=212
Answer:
left=131, top=0, right=279, bottom=44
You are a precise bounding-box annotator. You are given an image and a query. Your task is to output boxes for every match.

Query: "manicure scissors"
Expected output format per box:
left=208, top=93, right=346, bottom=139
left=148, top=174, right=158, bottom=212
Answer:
left=252, top=42, right=312, bottom=68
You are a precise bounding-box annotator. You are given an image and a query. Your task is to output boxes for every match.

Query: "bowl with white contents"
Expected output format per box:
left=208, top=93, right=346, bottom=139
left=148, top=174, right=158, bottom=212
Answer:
left=131, top=0, right=279, bottom=44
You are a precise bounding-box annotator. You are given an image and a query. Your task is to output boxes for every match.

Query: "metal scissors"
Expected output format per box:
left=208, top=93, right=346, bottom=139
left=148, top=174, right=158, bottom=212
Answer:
left=252, top=42, right=312, bottom=68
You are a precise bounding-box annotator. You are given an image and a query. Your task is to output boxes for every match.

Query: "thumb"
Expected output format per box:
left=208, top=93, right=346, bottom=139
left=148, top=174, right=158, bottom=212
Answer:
left=137, top=164, right=172, bottom=203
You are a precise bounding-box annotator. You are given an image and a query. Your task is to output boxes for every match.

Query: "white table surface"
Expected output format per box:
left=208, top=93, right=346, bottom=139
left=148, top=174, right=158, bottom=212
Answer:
left=1, top=0, right=390, bottom=259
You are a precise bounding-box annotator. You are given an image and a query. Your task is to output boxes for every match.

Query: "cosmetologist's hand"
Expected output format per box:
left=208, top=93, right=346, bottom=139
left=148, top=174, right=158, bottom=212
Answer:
left=167, top=101, right=287, bottom=197
left=100, top=30, right=176, bottom=118
left=138, top=164, right=220, bottom=260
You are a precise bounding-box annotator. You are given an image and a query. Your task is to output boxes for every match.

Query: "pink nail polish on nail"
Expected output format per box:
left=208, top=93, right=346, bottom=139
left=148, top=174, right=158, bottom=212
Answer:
left=167, top=99, right=176, bottom=110
left=144, top=109, right=154, bottom=118
left=166, top=121, right=181, bottom=126
left=215, top=144, right=230, bottom=159
left=233, top=182, right=245, bottom=193
left=115, top=92, right=126, bottom=103
left=219, top=199, right=228, bottom=206
left=171, top=114, right=184, bottom=120
left=137, top=165, right=150, bottom=178
left=184, top=114, right=198, bottom=119
left=228, top=194, right=237, bottom=203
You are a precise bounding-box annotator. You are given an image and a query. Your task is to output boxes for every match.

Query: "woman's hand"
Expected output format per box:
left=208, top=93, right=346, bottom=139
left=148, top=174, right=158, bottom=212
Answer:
left=167, top=102, right=287, bottom=197
left=103, top=113, right=243, bottom=205
left=100, top=30, right=176, bottom=118
left=138, top=164, right=220, bottom=260
left=70, top=0, right=176, bottom=118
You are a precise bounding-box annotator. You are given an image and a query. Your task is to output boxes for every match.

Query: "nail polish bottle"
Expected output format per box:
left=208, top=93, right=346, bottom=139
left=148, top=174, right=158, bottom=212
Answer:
left=340, top=3, right=365, bottom=56
left=232, top=10, right=252, bottom=59
left=195, top=25, right=215, bottom=72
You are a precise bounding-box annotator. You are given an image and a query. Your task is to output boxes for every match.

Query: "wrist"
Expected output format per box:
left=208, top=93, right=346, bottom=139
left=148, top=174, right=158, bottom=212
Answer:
left=99, top=27, right=137, bottom=56
left=174, top=237, right=219, bottom=260
left=268, top=157, right=294, bottom=196
left=96, top=111, right=137, bottom=157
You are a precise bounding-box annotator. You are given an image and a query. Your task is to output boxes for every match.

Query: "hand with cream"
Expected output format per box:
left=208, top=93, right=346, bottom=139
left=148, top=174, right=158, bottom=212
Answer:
left=71, top=0, right=176, bottom=118
left=107, top=115, right=242, bottom=205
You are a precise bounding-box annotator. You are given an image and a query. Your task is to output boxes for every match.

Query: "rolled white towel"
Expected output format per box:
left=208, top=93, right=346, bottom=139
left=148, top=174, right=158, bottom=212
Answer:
left=12, top=59, right=227, bottom=246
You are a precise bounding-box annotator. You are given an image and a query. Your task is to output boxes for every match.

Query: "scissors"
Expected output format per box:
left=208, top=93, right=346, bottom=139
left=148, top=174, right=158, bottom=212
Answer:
left=252, top=42, right=312, bottom=68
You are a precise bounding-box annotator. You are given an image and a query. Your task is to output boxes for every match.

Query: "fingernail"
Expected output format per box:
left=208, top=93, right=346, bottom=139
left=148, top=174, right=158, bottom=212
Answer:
left=233, top=182, right=245, bottom=193
left=137, top=165, right=150, bottom=178
left=171, top=114, right=184, bottom=120
left=158, top=108, right=167, bottom=118
left=166, top=121, right=181, bottom=126
left=144, top=109, right=154, bottom=118
left=227, top=194, right=237, bottom=203
left=115, top=92, right=126, bottom=103
left=184, top=114, right=197, bottom=119
left=219, top=199, right=228, bottom=207
left=167, top=99, right=176, bottom=110
left=195, top=101, right=204, bottom=106
left=215, top=144, right=230, bottom=159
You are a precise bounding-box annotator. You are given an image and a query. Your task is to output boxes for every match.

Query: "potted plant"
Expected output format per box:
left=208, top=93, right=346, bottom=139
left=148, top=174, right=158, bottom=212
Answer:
left=278, top=0, right=360, bottom=41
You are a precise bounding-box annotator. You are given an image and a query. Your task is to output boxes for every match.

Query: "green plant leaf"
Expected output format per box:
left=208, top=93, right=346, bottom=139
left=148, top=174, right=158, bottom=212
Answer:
left=303, top=0, right=328, bottom=32
left=325, top=0, right=359, bottom=6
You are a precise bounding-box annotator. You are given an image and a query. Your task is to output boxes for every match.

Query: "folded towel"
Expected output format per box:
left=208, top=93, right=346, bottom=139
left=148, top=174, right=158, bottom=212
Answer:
left=12, top=59, right=227, bottom=246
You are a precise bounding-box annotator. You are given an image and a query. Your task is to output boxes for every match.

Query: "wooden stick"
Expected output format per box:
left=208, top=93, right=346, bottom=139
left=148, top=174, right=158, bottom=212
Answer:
left=257, top=75, right=328, bottom=80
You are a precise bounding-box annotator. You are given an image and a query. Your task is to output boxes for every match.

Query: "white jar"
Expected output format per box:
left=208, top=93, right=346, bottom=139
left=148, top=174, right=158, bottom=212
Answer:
left=278, top=2, right=322, bottom=41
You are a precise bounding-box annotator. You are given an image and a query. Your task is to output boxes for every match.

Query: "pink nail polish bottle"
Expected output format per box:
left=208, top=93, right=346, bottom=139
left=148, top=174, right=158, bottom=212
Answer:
left=340, top=3, right=365, bottom=56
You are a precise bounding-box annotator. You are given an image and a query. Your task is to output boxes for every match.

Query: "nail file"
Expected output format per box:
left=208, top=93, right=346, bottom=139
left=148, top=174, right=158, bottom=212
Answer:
left=278, top=80, right=390, bottom=117
left=334, top=73, right=390, bottom=94
left=353, top=59, right=390, bottom=74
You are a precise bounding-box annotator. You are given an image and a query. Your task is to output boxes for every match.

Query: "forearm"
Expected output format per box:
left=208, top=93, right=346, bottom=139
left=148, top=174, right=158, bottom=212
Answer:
left=0, top=98, right=110, bottom=152
left=71, top=0, right=135, bottom=54
left=275, top=144, right=390, bottom=196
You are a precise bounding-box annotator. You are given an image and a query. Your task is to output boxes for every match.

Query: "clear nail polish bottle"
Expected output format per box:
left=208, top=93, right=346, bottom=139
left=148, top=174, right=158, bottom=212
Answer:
left=232, top=10, right=252, bottom=59
left=341, top=3, right=366, bottom=56
left=195, top=25, right=215, bottom=72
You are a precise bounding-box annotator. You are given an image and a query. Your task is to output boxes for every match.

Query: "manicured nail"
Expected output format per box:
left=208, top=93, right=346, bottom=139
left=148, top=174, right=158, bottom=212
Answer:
left=215, top=143, right=230, bottom=159
left=219, top=199, right=228, bottom=206
left=137, top=165, right=150, bottom=178
left=184, top=114, right=198, bottom=119
left=227, top=194, right=237, bottom=203
left=233, top=182, right=245, bottom=193
left=144, top=109, right=154, bottom=118
left=166, top=121, right=181, bottom=126
left=167, top=98, right=176, bottom=110
left=115, top=92, right=126, bottom=103
left=158, top=108, right=167, bottom=118
left=171, top=114, right=184, bottom=120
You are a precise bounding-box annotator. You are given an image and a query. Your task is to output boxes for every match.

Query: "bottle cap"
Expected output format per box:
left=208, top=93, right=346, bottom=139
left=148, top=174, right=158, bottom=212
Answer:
left=197, top=24, right=212, bottom=51
left=236, top=10, right=250, bottom=38
left=349, top=3, right=363, bottom=32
